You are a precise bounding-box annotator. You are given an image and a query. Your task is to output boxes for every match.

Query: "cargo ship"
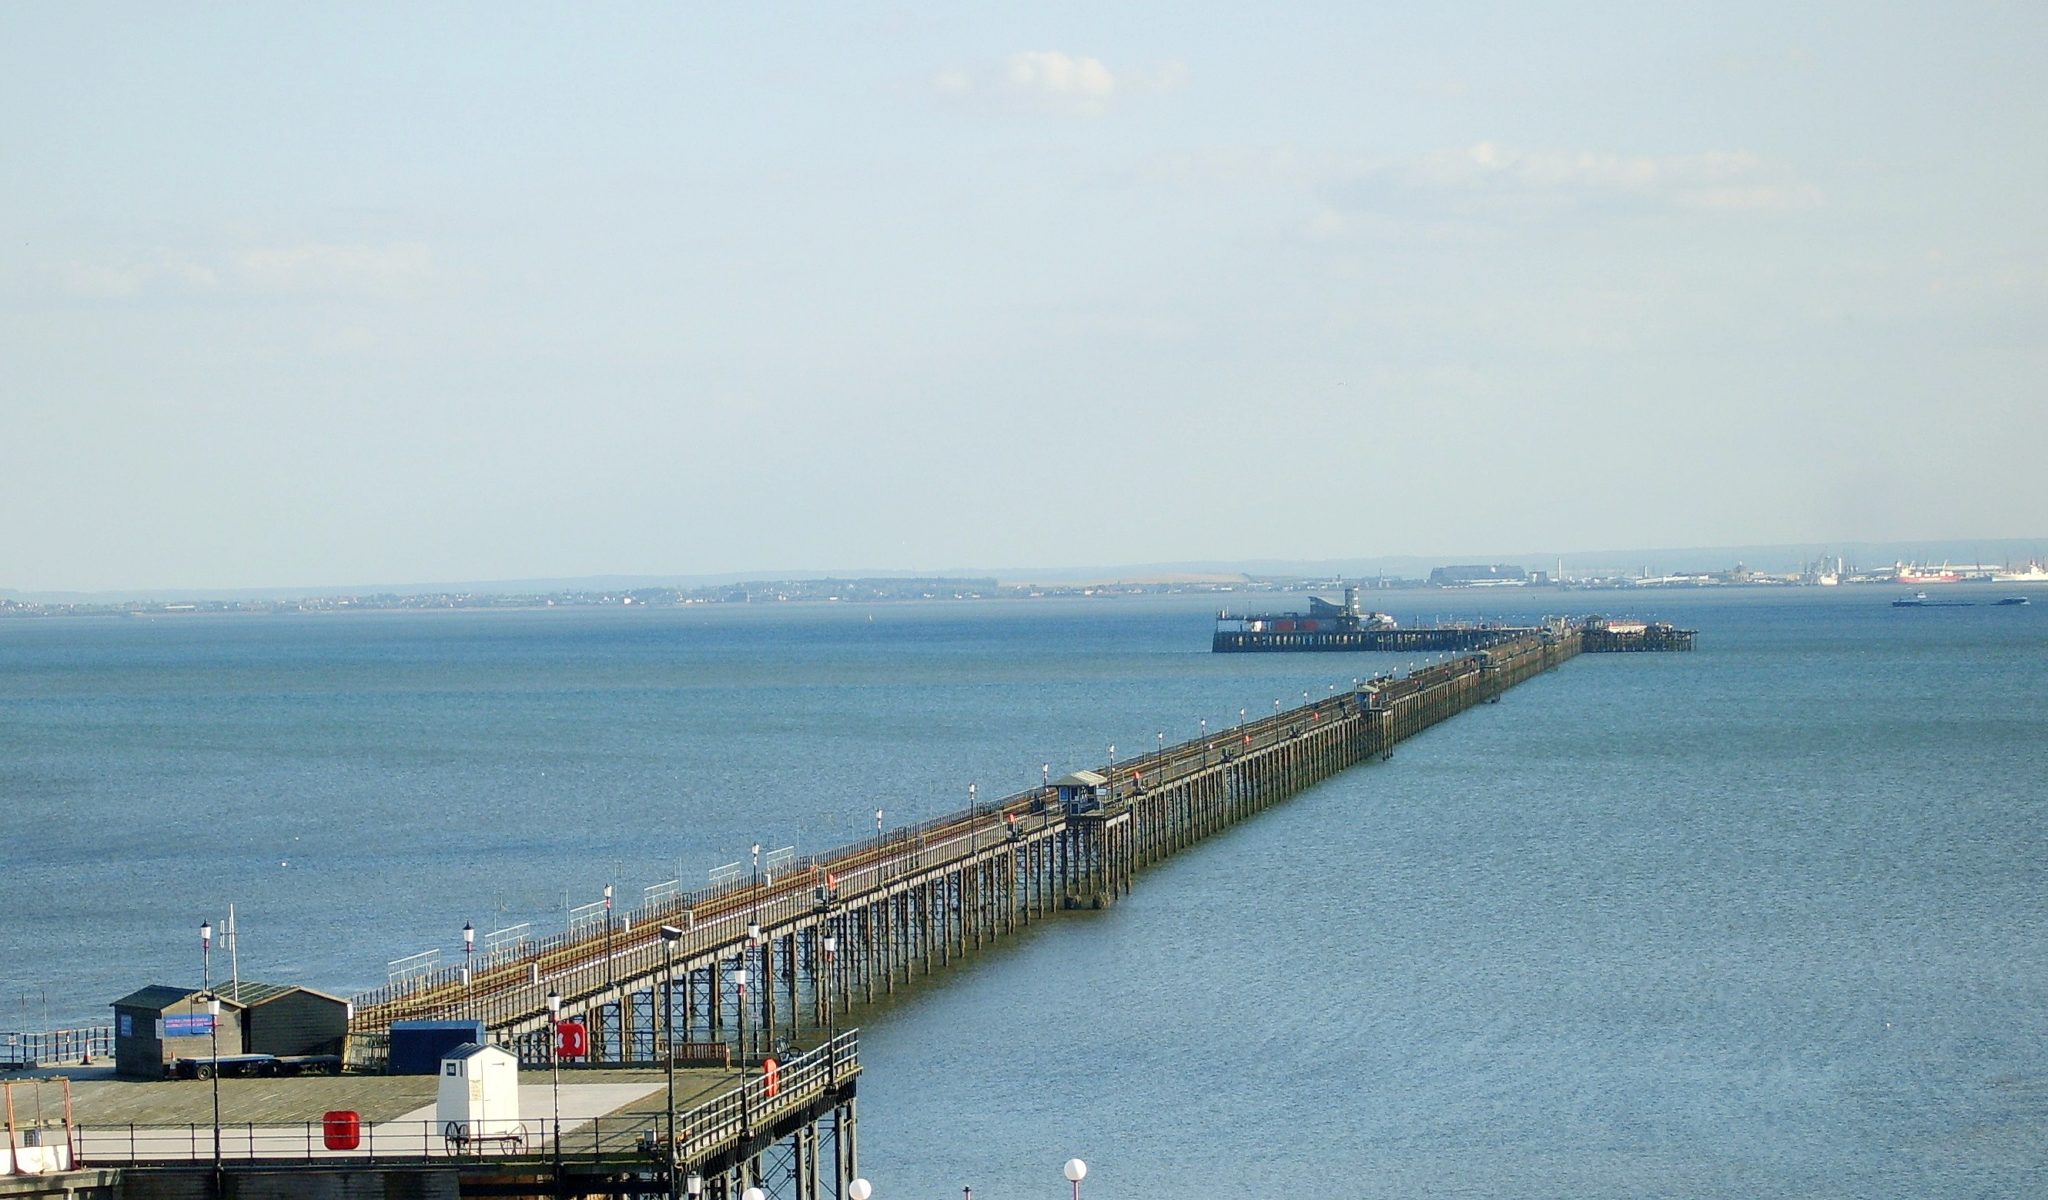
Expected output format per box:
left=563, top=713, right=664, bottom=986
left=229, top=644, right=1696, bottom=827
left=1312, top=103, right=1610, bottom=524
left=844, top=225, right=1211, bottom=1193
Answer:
left=1892, top=563, right=1963, bottom=584
left=1992, top=560, right=2048, bottom=585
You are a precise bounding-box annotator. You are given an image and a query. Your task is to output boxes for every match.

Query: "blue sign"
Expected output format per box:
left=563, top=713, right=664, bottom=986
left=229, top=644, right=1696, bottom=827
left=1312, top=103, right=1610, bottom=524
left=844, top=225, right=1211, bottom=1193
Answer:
left=163, top=1014, right=215, bottom=1037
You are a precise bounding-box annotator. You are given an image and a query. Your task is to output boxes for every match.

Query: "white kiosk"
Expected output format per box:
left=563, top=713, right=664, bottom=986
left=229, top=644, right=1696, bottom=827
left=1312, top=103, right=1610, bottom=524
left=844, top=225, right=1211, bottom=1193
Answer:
left=437, top=1042, right=523, bottom=1149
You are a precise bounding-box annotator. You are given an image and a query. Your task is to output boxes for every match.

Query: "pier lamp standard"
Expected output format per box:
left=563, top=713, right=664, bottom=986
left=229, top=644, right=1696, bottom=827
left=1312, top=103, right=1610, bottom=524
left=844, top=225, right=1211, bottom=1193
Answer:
left=659, top=925, right=686, bottom=1200
left=207, top=991, right=222, bottom=1191
left=685, top=1174, right=703, bottom=1199
left=874, top=808, right=884, bottom=880
left=821, top=930, right=838, bottom=1076
left=462, top=921, right=475, bottom=1006
left=968, top=783, right=977, bottom=855
left=1042, top=763, right=1050, bottom=791
left=847, top=1179, right=872, bottom=1200
left=546, top=989, right=562, bottom=1177
left=603, top=884, right=616, bottom=998
left=1107, top=744, right=1115, bottom=801
left=199, top=920, right=213, bottom=992
left=729, top=958, right=750, bottom=1068
left=1199, top=718, right=1207, bottom=765
left=1063, top=1157, right=1087, bottom=1200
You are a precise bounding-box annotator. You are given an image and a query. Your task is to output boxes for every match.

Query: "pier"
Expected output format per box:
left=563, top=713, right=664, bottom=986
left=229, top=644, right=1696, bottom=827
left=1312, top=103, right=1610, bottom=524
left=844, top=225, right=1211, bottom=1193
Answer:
left=23, top=620, right=1653, bottom=1199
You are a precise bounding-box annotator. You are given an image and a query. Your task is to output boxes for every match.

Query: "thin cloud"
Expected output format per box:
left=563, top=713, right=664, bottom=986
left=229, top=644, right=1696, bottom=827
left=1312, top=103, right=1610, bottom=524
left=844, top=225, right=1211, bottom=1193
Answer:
left=932, top=50, right=1187, bottom=118
left=1403, top=142, right=1818, bottom=211
left=54, top=241, right=431, bottom=301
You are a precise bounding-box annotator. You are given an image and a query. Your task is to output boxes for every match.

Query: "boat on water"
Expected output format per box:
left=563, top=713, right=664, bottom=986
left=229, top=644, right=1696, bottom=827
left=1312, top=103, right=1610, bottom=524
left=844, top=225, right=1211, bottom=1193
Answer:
left=1892, top=591, right=1973, bottom=608
left=1996, top=596, right=2031, bottom=606
left=1992, top=560, right=2048, bottom=584
left=1893, top=563, right=1963, bottom=584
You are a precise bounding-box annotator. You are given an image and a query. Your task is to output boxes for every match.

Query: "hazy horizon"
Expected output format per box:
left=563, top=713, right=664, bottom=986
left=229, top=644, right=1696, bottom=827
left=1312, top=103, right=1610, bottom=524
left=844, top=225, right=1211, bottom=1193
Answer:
left=7, top=534, right=2045, bottom=603
left=6, top=5, right=2043, bottom=592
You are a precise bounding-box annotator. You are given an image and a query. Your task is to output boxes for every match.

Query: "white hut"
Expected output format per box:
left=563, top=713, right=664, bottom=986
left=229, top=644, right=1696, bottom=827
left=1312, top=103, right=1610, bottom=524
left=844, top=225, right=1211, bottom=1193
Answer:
left=436, top=1042, right=521, bottom=1139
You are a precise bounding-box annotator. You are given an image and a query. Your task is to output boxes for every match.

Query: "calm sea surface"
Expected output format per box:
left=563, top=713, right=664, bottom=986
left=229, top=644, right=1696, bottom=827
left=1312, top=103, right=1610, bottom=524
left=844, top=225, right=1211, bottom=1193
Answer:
left=3, top=589, right=2044, bottom=1197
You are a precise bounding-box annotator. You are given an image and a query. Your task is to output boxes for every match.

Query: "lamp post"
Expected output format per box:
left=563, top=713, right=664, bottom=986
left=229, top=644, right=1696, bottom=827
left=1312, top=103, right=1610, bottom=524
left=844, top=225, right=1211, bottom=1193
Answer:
left=1107, top=743, right=1115, bottom=801
left=659, top=925, right=685, bottom=1200
left=1199, top=718, right=1207, bottom=764
left=873, top=807, right=884, bottom=880
left=462, top=921, right=474, bottom=1006
left=547, top=989, right=562, bottom=1177
left=603, top=883, right=616, bottom=1006
left=847, top=1179, right=872, bottom=1200
left=684, top=1173, right=703, bottom=1199
left=968, top=783, right=977, bottom=856
left=730, top=957, right=750, bottom=1068
left=1063, top=1158, right=1087, bottom=1200
left=821, top=929, right=838, bottom=1077
left=207, top=991, right=222, bottom=1190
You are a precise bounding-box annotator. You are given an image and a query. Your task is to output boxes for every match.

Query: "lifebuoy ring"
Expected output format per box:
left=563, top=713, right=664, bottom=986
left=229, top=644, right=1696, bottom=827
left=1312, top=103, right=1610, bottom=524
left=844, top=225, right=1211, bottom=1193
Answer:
left=762, top=1056, right=781, bottom=1098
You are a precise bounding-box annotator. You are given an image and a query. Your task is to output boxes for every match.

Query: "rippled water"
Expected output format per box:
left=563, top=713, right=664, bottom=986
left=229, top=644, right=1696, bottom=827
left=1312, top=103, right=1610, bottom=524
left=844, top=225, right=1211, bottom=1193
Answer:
left=4, top=589, right=2043, bottom=1196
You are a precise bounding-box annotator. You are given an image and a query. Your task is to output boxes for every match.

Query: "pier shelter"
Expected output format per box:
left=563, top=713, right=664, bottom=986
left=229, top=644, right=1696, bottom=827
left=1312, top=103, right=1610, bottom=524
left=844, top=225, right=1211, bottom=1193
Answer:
left=109, top=986, right=247, bottom=1080
left=241, top=983, right=350, bottom=1058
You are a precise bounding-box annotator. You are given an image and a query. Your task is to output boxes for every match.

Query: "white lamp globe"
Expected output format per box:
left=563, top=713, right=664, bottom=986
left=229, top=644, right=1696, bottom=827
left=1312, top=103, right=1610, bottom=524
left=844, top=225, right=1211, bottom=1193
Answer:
left=848, top=1179, right=873, bottom=1200
left=743, top=1190, right=766, bottom=1200
left=1063, top=1159, right=1088, bottom=1183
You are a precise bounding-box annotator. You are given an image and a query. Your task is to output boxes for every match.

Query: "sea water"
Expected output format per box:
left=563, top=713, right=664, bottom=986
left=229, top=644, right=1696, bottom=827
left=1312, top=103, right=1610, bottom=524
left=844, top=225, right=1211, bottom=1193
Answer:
left=2, top=589, right=2043, bottom=1197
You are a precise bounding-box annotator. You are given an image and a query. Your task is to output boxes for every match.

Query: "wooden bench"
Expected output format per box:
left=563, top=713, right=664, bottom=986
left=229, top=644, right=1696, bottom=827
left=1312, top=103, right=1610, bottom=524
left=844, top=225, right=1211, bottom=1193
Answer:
left=672, top=1041, right=731, bottom=1068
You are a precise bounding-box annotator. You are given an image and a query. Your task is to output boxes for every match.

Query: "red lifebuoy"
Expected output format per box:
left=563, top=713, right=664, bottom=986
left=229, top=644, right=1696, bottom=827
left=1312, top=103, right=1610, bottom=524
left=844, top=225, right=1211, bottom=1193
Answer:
left=762, top=1056, right=781, bottom=1098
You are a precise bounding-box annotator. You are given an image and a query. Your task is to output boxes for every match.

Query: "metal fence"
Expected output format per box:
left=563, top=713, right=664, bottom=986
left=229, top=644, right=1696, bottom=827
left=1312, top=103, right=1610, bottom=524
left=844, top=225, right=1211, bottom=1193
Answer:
left=74, top=1029, right=859, bottom=1171
left=1, top=1027, right=112, bottom=1069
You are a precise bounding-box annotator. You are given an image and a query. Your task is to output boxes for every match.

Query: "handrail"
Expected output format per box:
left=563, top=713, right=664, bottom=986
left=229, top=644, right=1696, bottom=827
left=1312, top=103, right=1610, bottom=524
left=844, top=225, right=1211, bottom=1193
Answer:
left=350, top=633, right=1561, bottom=1030
left=74, top=1030, right=860, bottom=1171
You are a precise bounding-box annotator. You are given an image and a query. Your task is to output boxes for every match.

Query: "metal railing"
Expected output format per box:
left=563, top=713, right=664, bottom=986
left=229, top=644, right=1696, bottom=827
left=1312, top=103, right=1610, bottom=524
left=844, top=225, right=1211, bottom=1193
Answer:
left=348, top=632, right=1563, bottom=1031
left=1, top=1027, right=112, bottom=1068
left=75, top=1030, right=860, bottom=1170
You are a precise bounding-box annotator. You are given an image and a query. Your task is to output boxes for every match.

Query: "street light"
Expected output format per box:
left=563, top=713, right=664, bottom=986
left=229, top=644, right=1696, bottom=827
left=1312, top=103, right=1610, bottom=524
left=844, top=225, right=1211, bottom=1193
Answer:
left=821, top=929, right=838, bottom=1073
left=684, top=1174, right=703, bottom=1198
left=603, top=883, right=616, bottom=1004
left=730, top=959, right=750, bottom=1067
left=1107, top=743, right=1115, bottom=801
left=743, top=1188, right=766, bottom=1200
left=659, top=925, right=685, bottom=1200
left=547, top=988, right=562, bottom=1177
left=1063, top=1158, right=1087, bottom=1200
left=207, top=991, right=222, bottom=1188
left=847, top=1180, right=872, bottom=1200
left=462, top=921, right=474, bottom=1006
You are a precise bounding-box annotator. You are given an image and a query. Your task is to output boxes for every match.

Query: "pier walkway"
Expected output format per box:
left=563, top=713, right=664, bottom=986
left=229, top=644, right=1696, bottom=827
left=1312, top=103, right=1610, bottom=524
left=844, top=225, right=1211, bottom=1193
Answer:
left=347, top=627, right=1584, bottom=1067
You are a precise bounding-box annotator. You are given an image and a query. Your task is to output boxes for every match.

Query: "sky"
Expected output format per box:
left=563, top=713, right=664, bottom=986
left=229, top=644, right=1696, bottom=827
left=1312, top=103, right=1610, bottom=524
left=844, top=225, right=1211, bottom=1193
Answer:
left=5, top=3, right=2045, bottom=592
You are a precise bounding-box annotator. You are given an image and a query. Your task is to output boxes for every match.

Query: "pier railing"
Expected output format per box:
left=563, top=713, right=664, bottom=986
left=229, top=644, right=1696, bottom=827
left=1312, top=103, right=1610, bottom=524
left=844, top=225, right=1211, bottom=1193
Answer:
left=348, top=631, right=1578, bottom=1037
left=76, top=1030, right=858, bottom=1172
left=1, top=1027, right=112, bottom=1070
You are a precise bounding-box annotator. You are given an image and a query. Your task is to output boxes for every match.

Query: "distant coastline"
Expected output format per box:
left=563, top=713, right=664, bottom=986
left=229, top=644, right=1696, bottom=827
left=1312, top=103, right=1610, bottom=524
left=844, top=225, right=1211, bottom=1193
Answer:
left=4, top=561, right=2026, bottom=621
